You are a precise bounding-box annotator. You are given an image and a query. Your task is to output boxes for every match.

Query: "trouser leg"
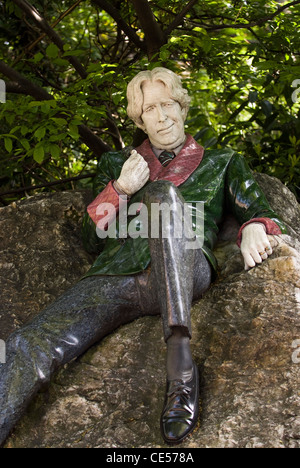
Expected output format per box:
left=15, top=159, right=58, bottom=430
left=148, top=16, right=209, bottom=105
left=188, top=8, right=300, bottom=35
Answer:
left=0, top=275, right=142, bottom=446
left=141, top=181, right=212, bottom=443
left=142, top=180, right=212, bottom=342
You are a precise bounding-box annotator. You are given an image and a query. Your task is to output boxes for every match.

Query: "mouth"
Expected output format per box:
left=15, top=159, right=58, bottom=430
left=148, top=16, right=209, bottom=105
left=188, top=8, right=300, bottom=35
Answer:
left=157, top=124, right=174, bottom=134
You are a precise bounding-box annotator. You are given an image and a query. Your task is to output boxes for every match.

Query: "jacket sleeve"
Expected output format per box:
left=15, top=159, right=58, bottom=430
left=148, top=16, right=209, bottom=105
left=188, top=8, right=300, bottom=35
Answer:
left=81, top=150, right=129, bottom=253
left=88, top=150, right=130, bottom=227
left=87, top=181, right=128, bottom=230
left=225, top=152, right=287, bottom=246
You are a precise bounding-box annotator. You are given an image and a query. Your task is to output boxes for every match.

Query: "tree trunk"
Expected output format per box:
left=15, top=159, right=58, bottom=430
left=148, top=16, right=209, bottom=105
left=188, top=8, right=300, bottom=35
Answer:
left=130, top=0, right=166, bottom=58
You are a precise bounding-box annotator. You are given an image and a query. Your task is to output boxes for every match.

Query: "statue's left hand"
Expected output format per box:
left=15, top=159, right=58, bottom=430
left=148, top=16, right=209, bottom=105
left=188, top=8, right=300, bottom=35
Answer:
left=240, top=223, right=278, bottom=270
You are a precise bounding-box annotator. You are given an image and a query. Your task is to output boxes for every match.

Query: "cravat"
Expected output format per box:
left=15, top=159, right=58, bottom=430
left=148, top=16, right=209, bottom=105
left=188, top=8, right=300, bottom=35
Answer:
left=159, top=150, right=175, bottom=167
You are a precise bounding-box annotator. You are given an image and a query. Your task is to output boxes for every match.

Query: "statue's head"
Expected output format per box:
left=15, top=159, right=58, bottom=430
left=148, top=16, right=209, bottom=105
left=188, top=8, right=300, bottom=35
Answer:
left=127, top=68, right=191, bottom=150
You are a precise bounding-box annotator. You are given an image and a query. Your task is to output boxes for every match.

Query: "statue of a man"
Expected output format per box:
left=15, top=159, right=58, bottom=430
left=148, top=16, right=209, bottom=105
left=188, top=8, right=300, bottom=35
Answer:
left=0, top=68, right=286, bottom=446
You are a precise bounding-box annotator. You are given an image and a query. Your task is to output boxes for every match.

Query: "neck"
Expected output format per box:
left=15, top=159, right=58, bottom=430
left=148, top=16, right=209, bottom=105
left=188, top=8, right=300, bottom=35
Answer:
left=150, top=135, right=187, bottom=153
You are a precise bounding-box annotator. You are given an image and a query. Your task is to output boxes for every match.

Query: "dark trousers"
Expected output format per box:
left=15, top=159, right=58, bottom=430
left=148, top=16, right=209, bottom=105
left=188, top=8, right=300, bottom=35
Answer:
left=0, top=181, right=212, bottom=445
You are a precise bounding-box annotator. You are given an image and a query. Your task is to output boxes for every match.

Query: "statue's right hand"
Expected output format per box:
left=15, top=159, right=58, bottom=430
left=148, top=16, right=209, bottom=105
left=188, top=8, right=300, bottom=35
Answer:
left=117, top=150, right=150, bottom=196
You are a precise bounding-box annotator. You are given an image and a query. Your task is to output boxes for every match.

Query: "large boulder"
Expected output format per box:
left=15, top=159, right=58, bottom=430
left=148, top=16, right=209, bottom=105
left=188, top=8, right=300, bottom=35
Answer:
left=0, top=191, right=94, bottom=339
left=1, top=174, right=300, bottom=448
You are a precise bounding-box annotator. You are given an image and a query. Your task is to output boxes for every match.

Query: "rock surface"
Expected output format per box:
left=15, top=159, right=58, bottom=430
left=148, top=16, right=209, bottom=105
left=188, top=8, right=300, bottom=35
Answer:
left=1, top=174, right=300, bottom=448
left=0, top=191, right=94, bottom=339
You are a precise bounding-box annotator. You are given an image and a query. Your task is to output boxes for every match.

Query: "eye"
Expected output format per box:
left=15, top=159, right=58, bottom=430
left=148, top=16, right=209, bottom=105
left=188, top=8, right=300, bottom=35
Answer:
left=145, top=106, right=154, bottom=113
left=163, top=101, right=175, bottom=108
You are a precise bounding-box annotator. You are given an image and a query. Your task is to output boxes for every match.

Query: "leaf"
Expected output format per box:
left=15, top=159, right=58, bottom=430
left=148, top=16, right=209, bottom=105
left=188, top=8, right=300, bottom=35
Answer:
left=53, top=58, right=69, bottom=67
left=33, top=52, right=44, bottom=63
left=46, top=44, right=59, bottom=59
left=34, top=127, right=46, bottom=140
left=5, top=113, right=14, bottom=125
left=21, top=126, right=29, bottom=136
left=63, top=49, right=85, bottom=57
left=160, top=47, right=171, bottom=61
left=28, top=101, right=43, bottom=108
left=49, top=133, right=67, bottom=142
left=68, top=124, right=79, bottom=140
left=33, top=145, right=45, bottom=164
left=255, top=61, right=277, bottom=71
left=200, top=37, right=212, bottom=53
left=50, top=144, right=60, bottom=159
left=193, top=27, right=208, bottom=35
left=20, top=139, right=30, bottom=151
left=4, top=137, right=13, bottom=153
left=51, top=118, right=68, bottom=126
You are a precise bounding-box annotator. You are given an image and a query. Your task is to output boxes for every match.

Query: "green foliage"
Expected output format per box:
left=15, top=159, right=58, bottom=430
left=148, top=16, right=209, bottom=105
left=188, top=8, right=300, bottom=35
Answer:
left=0, top=0, right=300, bottom=203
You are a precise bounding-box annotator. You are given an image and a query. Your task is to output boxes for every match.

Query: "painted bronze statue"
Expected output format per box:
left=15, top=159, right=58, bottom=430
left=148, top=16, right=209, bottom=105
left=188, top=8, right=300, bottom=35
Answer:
left=0, top=68, right=286, bottom=446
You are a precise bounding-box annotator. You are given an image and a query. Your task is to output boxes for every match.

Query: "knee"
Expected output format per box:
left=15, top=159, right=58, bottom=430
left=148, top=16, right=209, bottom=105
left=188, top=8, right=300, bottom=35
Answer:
left=6, top=327, right=54, bottom=385
left=7, top=328, right=28, bottom=355
left=144, top=180, right=183, bottom=205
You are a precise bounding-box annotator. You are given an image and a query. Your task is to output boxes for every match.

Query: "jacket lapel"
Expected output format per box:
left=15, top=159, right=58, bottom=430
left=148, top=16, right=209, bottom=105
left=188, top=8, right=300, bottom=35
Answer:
left=135, top=134, right=205, bottom=187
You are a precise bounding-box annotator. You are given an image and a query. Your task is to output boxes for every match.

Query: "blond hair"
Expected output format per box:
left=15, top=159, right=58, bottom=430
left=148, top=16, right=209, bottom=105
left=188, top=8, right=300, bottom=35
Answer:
left=127, top=68, right=191, bottom=129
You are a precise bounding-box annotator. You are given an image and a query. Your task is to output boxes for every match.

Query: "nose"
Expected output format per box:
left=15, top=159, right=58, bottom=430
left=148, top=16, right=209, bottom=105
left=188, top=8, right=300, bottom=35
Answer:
left=156, top=105, right=168, bottom=122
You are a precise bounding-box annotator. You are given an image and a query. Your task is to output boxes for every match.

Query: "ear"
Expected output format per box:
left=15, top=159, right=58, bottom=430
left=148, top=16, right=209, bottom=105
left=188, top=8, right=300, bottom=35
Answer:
left=181, top=106, right=188, bottom=121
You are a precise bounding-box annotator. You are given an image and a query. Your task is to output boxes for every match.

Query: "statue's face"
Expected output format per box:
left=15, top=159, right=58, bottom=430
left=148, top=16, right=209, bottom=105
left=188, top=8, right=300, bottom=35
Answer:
left=141, top=80, right=186, bottom=150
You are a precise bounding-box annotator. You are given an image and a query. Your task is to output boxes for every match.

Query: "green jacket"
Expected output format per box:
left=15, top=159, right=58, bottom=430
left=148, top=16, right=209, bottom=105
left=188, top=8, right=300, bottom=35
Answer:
left=82, top=136, right=286, bottom=277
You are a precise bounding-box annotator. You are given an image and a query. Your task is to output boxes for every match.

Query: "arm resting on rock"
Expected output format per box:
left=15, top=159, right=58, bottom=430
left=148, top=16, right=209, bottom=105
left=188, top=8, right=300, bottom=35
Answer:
left=225, top=152, right=287, bottom=268
left=225, top=152, right=287, bottom=240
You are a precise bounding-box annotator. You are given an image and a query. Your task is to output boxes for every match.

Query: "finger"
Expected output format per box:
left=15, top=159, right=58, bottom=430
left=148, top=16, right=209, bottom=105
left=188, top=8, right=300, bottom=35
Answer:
left=128, top=151, right=139, bottom=161
left=264, top=244, right=273, bottom=256
left=141, top=174, right=150, bottom=186
left=249, top=248, right=263, bottom=264
left=135, top=163, right=149, bottom=177
left=262, top=236, right=273, bottom=252
left=267, top=235, right=279, bottom=249
left=133, top=152, right=145, bottom=163
left=143, top=168, right=150, bottom=180
left=127, top=152, right=144, bottom=165
left=138, top=158, right=149, bottom=168
left=131, top=153, right=147, bottom=166
left=257, top=243, right=269, bottom=260
left=125, top=160, right=147, bottom=176
left=130, top=150, right=145, bottom=161
left=243, top=252, right=256, bottom=270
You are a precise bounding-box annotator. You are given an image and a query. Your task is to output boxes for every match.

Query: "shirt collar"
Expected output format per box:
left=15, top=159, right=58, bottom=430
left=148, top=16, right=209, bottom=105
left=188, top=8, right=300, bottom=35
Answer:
left=135, top=134, right=205, bottom=188
left=151, top=138, right=187, bottom=159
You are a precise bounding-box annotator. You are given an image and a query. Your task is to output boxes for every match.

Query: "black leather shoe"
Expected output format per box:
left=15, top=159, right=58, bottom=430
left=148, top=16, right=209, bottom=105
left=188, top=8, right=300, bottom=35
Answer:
left=161, top=361, right=200, bottom=444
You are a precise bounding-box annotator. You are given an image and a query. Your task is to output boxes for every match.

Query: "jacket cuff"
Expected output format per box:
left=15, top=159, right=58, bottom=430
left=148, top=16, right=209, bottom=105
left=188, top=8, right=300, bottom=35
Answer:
left=237, top=217, right=282, bottom=248
left=87, top=181, right=128, bottom=230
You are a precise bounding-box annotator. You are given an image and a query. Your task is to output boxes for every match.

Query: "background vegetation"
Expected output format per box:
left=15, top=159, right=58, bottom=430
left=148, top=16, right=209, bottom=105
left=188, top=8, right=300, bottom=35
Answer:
left=1, top=0, right=300, bottom=205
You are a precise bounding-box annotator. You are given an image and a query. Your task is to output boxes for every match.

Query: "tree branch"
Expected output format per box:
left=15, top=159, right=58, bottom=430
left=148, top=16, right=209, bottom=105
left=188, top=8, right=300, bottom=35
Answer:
left=165, top=0, right=198, bottom=35
left=92, top=0, right=146, bottom=52
left=26, top=0, right=83, bottom=53
left=130, top=0, right=166, bottom=58
left=0, top=60, right=52, bottom=101
left=5, top=81, right=31, bottom=94
left=205, top=0, right=300, bottom=31
left=12, top=0, right=88, bottom=78
left=0, top=173, right=96, bottom=198
left=0, top=60, right=112, bottom=156
left=78, top=124, right=111, bottom=155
